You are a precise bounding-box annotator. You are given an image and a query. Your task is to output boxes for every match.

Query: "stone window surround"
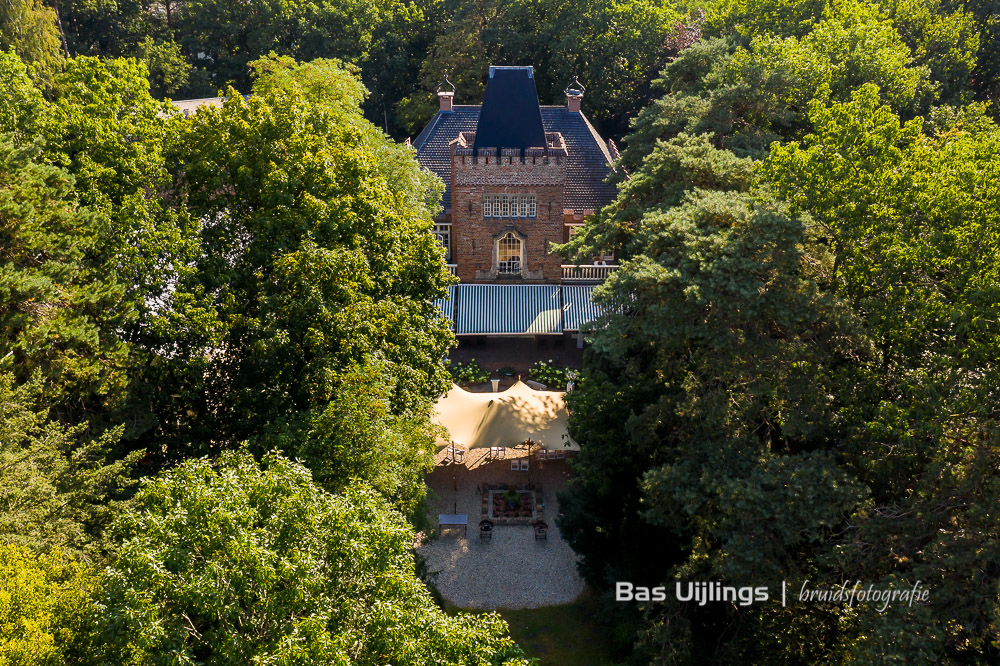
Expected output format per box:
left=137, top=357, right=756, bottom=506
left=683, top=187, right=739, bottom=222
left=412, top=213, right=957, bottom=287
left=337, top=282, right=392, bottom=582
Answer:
left=497, top=232, right=522, bottom=275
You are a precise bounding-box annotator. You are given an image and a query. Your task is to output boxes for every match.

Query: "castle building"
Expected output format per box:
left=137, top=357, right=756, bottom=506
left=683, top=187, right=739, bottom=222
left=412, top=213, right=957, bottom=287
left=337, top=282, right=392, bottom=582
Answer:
left=413, top=66, right=617, bottom=341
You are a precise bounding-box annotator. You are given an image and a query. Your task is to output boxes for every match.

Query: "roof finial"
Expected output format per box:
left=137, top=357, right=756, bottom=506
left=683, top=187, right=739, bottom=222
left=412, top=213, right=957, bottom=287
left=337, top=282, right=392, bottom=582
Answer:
left=565, top=75, right=585, bottom=112
left=564, top=75, right=585, bottom=97
left=436, top=72, right=456, bottom=113
left=435, top=71, right=456, bottom=95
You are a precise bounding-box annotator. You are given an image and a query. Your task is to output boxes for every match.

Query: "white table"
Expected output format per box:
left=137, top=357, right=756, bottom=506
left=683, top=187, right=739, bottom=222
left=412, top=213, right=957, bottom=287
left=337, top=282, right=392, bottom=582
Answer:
left=438, top=513, right=468, bottom=536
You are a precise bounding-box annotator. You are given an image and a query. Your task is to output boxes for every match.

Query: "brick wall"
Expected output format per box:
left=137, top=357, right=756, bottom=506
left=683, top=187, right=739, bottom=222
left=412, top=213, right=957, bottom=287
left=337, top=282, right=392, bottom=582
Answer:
left=450, top=153, right=566, bottom=283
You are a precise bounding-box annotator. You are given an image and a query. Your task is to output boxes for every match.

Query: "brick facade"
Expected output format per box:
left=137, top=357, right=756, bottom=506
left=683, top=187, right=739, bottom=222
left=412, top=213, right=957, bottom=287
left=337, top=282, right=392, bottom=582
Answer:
left=450, top=149, right=567, bottom=283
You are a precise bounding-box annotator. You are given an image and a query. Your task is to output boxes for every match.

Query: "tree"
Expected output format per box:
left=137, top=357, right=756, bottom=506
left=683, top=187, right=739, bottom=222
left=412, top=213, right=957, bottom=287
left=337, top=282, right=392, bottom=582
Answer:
left=0, top=0, right=65, bottom=87
left=37, top=55, right=204, bottom=437
left=150, top=58, right=453, bottom=459
left=0, top=545, right=96, bottom=665
left=557, top=7, right=1000, bottom=661
left=396, top=0, right=689, bottom=136
left=132, top=36, right=191, bottom=96
left=0, top=136, right=127, bottom=409
left=0, top=373, right=138, bottom=559
left=174, top=0, right=418, bottom=97
left=0, top=51, right=44, bottom=139
left=95, top=450, right=528, bottom=664
left=289, top=363, right=439, bottom=519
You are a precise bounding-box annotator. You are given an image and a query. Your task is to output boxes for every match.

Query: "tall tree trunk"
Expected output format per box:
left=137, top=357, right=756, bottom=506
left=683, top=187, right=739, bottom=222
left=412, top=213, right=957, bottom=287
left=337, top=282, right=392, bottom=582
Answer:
left=50, top=0, right=70, bottom=56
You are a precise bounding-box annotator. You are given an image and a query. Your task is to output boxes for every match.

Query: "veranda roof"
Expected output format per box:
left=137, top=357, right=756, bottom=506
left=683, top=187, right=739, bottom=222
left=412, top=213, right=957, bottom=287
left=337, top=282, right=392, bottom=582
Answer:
left=432, top=381, right=579, bottom=451
left=453, top=284, right=563, bottom=335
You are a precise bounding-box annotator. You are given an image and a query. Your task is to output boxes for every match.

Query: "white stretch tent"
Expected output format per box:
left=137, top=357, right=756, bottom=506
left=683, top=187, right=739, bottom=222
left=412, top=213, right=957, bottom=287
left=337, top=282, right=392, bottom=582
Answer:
left=432, top=381, right=579, bottom=451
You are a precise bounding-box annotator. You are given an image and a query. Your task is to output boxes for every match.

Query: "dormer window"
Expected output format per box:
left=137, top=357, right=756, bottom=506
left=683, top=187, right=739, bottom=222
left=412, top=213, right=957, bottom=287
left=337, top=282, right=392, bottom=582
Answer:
left=484, top=194, right=536, bottom=219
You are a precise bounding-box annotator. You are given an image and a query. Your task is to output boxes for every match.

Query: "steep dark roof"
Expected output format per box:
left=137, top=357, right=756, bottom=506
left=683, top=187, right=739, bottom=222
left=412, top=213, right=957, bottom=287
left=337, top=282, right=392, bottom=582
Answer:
left=473, top=67, right=546, bottom=152
left=541, top=106, right=616, bottom=211
left=413, top=106, right=480, bottom=212
left=413, top=104, right=615, bottom=214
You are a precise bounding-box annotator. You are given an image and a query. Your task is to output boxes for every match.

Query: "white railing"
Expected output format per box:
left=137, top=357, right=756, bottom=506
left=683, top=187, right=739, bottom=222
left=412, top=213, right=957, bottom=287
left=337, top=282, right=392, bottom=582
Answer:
left=446, top=264, right=458, bottom=276
left=561, top=264, right=618, bottom=281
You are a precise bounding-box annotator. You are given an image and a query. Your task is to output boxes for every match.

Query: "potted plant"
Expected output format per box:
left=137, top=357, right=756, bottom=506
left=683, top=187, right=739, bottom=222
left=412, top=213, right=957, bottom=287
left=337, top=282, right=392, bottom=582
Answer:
left=502, top=488, right=521, bottom=511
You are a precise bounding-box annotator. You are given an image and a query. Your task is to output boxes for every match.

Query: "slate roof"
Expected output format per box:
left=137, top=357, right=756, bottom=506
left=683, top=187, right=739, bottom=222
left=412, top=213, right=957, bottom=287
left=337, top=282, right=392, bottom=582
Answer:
left=413, top=104, right=616, bottom=214
left=473, top=66, right=546, bottom=152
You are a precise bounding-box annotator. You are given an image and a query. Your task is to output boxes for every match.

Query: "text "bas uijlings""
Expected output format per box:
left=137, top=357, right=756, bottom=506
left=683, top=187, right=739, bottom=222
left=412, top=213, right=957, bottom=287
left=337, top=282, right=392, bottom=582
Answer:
left=617, top=582, right=769, bottom=606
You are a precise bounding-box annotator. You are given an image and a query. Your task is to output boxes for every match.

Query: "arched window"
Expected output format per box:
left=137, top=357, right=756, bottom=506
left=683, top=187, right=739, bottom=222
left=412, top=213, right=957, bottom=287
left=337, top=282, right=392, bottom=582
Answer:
left=497, top=233, right=522, bottom=274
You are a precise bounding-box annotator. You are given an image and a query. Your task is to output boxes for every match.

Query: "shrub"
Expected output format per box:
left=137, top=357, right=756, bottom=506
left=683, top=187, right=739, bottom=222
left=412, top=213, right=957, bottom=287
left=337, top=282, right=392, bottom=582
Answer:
left=446, top=360, right=490, bottom=384
left=529, top=360, right=570, bottom=388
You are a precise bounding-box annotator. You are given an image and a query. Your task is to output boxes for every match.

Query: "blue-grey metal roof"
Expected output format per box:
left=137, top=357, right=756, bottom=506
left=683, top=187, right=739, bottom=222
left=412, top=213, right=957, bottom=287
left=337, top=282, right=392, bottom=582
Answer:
left=562, top=285, right=603, bottom=331
left=413, top=105, right=616, bottom=214
left=453, top=284, right=563, bottom=335
left=435, top=284, right=605, bottom=335
left=434, top=286, right=456, bottom=329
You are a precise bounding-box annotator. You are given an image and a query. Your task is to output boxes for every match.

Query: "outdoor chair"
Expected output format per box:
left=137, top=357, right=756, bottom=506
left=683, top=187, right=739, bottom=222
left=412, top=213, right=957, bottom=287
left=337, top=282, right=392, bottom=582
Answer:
left=533, top=521, right=548, bottom=540
left=453, top=448, right=465, bottom=464
left=555, top=450, right=566, bottom=459
left=479, top=520, right=493, bottom=540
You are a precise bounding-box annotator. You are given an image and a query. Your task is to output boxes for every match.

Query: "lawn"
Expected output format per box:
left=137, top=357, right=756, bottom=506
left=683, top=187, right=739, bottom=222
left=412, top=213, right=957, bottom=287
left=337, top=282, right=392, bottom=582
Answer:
left=497, top=594, right=618, bottom=665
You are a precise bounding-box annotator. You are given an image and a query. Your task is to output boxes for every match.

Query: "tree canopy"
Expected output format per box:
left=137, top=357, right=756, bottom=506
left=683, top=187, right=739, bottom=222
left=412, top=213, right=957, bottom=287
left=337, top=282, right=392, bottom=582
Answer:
left=94, top=450, right=528, bottom=664
left=558, top=3, right=1000, bottom=661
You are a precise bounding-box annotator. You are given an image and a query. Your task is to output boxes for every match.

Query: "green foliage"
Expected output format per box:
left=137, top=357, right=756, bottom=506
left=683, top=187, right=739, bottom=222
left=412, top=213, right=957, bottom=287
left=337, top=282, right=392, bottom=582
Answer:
left=175, top=0, right=401, bottom=93
left=0, top=374, right=139, bottom=558
left=0, top=137, right=127, bottom=407
left=730, top=1, right=928, bottom=111
left=397, top=0, right=688, bottom=135
left=132, top=37, right=191, bottom=97
left=708, top=0, right=982, bottom=108
left=447, top=359, right=490, bottom=384
left=151, top=58, right=452, bottom=457
left=0, top=0, right=64, bottom=88
left=528, top=360, right=569, bottom=388
left=96, top=450, right=529, bottom=664
left=0, top=545, right=96, bottom=665
left=559, top=4, right=1000, bottom=661
left=290, top=364, right=438, bottom=518
left=0, top=52, right=44, bottom=139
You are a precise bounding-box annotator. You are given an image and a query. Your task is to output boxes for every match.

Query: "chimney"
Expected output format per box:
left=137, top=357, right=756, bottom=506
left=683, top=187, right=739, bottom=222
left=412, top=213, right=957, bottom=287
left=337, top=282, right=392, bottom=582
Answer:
left=565, top=75, right=585, bottom=113
left=438, top=91, right=454, bottom=112
left=436, top=72, right=456, bottom=114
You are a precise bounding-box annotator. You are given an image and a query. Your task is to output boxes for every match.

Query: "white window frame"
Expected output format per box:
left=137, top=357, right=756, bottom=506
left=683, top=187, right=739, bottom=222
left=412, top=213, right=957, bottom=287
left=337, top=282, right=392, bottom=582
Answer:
left=497, top=232, right=522, bottom=275
left=433, top=223, right=451, bottom=261
left=483, top=193, right=536, bottom=219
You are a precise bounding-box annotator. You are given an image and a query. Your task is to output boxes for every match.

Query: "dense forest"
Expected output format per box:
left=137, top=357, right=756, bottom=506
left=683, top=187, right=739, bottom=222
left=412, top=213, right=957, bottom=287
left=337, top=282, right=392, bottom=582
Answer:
left=1, top=0, right=999, bottom=663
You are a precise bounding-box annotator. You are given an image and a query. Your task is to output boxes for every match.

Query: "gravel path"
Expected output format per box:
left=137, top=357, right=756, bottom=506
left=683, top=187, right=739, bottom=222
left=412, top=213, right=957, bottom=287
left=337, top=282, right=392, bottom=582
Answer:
left=419, top=450, right=586, bottom=610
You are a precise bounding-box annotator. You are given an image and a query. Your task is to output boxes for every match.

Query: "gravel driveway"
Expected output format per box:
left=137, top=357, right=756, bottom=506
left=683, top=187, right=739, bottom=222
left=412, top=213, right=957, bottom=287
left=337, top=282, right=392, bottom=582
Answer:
left=418, top=449, right=586, bottom=610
